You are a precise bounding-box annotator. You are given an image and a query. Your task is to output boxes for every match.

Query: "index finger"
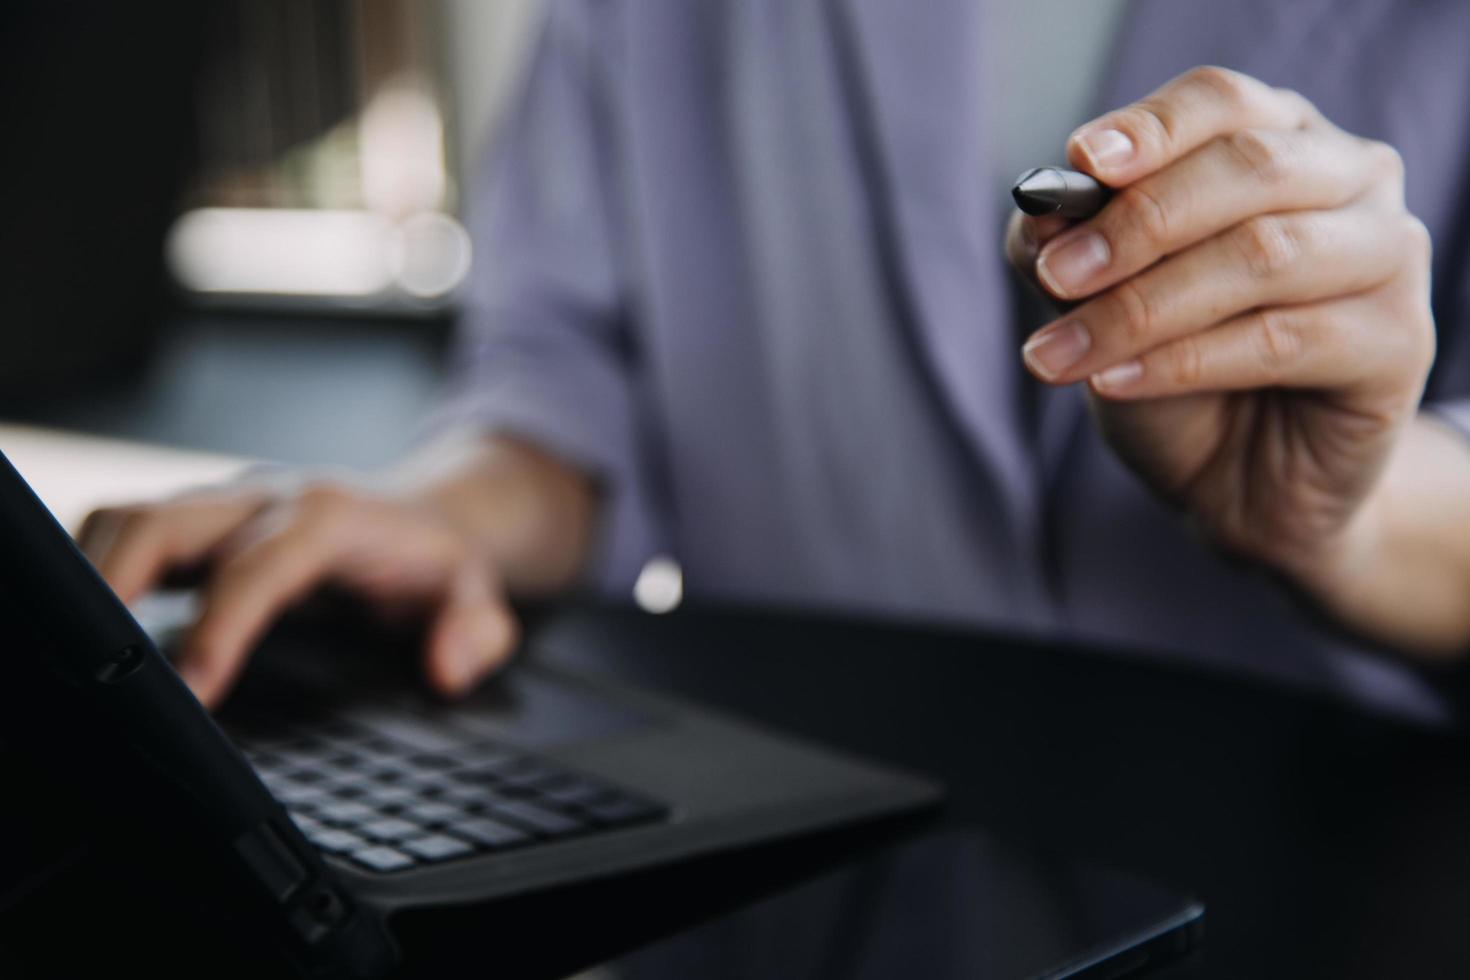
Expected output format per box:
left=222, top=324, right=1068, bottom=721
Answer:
left=1067, top=66, right=1315, bottom=186
left=177, top=504, right=349, bottom=707
left=82, top=494, right=271, bottom=604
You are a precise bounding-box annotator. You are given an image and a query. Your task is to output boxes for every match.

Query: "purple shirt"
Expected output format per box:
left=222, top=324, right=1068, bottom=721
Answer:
left=441, top=0, right=1470, bottom=719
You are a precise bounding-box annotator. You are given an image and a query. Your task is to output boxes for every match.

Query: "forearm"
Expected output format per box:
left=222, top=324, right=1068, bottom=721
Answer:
left=394, top=431, right=599, bottom=595
left=1293, top=413, right=1470, bottom=660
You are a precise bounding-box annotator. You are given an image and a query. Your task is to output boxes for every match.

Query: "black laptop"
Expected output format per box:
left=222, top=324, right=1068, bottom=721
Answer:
left=0, top=448, right=940, bottom=977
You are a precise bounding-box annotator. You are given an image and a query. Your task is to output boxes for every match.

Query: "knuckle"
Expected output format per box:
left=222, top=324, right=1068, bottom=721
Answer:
left=292, top=483, right=357, bottom=531
left=1402, top=214, right=1433, bottom=264
left=1188, top=65, right=1255, bottom=109
left=1232, top=214, right=1304, bottom=280
left=1273, top=87, right=1316, bottom=120
left=1367, top=139, right=1405, bottom=183
left=1251, top=309, right=1303, bottom=377
left=1120, top=102, right=1176, bottom=157
left=1111, top=278, right=1160, bottom=348
left=1393, top=223, right=1437, bottom=373
left=1168, top=339, right=1205, bottom=388
left=1409, top=315, right=1437, bottom=376
left=108, top=503, right=147, bottom=525
left=296, top=482, right=352, bottom=511
left=80, top=506, right=125, bottom=538
left=1115, top=182, right=1172, bottom=250
left=1385, top=310, right=1434, bottom=387
left=1223, top=128, right=1293, bottom=187
left=1418, top=319, right=1438, bottom=374
left=117, top=506, right=165, bottom=541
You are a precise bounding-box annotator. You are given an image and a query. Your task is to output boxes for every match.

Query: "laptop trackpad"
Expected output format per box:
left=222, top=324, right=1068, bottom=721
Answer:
left=136, top=593, right=660, bottom=750
left=235, top=649, right=659, bottom=751
left=397, top=670, right=661, bottom=750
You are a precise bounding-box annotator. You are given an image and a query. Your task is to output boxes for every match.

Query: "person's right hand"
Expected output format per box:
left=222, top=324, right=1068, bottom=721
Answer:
left=77, top=483, right=519, bottom=710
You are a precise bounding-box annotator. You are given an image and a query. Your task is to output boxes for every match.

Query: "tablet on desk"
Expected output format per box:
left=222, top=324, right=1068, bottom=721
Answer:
left=600, top=829, right=1204, bottom=979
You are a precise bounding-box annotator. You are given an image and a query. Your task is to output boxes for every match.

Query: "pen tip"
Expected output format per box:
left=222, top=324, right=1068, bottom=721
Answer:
left=1011, top=167, right=1068, bottom=216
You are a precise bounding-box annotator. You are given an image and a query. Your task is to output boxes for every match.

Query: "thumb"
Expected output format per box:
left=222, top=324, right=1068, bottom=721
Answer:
left=1008, top=212, right=1071, bottom=268
left=424, top=560, right=519, bottom=697
left=1005, top=211, right=1074, bottom=300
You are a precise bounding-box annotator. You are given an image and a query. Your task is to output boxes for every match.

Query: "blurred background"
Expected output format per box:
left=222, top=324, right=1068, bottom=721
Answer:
left=0, top=0, right=544, bottom=467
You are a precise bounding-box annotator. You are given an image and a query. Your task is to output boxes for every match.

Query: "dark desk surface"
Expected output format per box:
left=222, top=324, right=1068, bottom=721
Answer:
left=3, top=600, right=1468, bottom=979
left=502, top=602, right=1470, bottom=980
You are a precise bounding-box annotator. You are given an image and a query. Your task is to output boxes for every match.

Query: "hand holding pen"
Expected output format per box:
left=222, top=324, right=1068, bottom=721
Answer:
left=1002, top=65, right=1443, bottom=656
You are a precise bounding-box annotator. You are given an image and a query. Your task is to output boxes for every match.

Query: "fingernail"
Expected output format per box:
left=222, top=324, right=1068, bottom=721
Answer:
left=1037, top=232, right=1110, bottom=295
left=1076, top=128, right=1134, bottom=169
left=1023, top=321, right=1092, bottom=380
left=1092, top=359, right=1144, bottom=392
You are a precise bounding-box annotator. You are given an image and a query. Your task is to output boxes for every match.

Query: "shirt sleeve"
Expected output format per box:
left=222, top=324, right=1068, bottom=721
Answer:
left=430, top=0, right=663, bottom=593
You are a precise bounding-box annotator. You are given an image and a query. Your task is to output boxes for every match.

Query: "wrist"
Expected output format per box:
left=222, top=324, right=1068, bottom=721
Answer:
left=398, top=432, right=598, bottom=594
left=1271, top=484, right=1389, bottom=624
left=1266, top=417, right=1470, bottom=658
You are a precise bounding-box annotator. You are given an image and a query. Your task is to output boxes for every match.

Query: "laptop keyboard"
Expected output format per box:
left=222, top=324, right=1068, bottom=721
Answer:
left=237, top=720, right=670, bottom=874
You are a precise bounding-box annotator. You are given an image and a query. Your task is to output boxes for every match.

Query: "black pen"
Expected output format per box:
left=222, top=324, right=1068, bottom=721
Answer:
left=1011, top=167, right=1111, bottom=220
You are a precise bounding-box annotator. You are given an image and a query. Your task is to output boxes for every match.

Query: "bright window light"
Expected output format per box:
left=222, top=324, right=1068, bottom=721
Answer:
left=166, top=207, right=471, bottom=300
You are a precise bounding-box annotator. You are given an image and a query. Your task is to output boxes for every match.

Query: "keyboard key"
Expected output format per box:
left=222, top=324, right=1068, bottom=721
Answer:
left=452, top=755, right=529, bottom=783
left=244, top=750, right=283, bottom=770
left=283, top=768, right=327, bottom=785
left=583, top=796, right=668, bottom=828
left=452, top=817, right=532, bottom=850
left=401, top=801, right=462, bottom=826
left=276, top=742, right=338, bottom=770
left=272, top=782, right=331, bottom=808
left=356, top=758, right=422, bottom=783
left=244, top=717, right=671, bottom=865
left=335, top=708, right=471, bottom=754
left=494, top=763, right=566, bottom=793
left=484, top=800, right=585, bottom=838
left=315, top=719, right=369, bottom=741
left=400, top=834, right=475, bottom=863
left=239, top=735, right=299, bottom=757
left=426, top=782, right=505, bottom=809
left=289, top=812, right=322, bottom=834
left=353, top=736, right=404, bottom=756
left=307, top=828, right=368, bottom=855
left=350, top=846, right=415, bottom=873
left=442, top=743, right=521, bottom=769
left=359, top=817, right=423, bottom=843
left=256, top=769, right=299, bottom=791
left=359, top=784, right=421, bottom=808
left=537, top=777, right=615, bottom=809
left=308, top=764, right=367, bottom=789
left=313, top=800, right=378, bottom=826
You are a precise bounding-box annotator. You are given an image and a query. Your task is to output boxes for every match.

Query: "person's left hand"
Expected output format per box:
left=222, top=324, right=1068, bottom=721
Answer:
left=1005, top=66, right=1435, bottom=588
